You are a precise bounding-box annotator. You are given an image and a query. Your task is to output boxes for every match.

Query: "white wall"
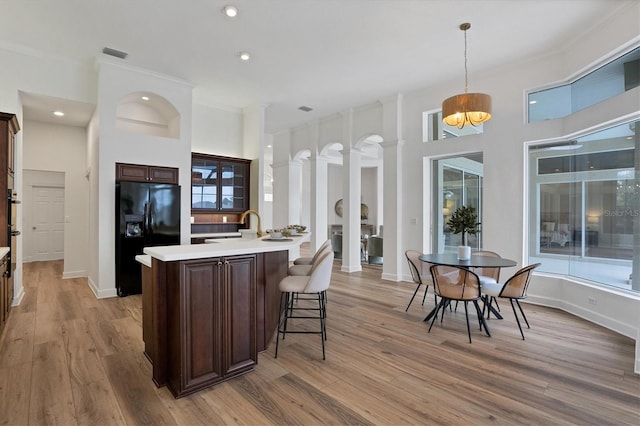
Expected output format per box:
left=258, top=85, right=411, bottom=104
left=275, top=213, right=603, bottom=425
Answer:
left=22, top=120, right=89, bottom=277
left=90, top=60, right=194, bottom=298
left=191, top=103, right=244, bottom=157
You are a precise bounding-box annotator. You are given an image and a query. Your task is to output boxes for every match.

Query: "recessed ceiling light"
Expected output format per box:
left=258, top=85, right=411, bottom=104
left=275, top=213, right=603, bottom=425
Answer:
left=141, top=96, right=150, bottom=101
left=529, top=100, right=537, bottom=104
left=53, top=111, right=65, bottom=117
left=223, top=5, right=238, bottom=17
left=267, top=144, right=272, bottom=148
left=238, top=51, right=251, bottom=61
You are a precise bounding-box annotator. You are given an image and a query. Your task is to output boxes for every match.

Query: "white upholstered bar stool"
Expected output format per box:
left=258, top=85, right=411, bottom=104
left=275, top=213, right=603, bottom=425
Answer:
left=288, top=239, right=332, bottom=276
left=275, top=251, right=334, bottom=360
left=292, top=239, right=331, bottom=265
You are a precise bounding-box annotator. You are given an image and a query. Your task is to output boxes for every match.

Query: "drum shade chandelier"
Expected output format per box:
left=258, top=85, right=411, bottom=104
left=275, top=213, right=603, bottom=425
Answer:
left=442, top=23, right=492, bottom=128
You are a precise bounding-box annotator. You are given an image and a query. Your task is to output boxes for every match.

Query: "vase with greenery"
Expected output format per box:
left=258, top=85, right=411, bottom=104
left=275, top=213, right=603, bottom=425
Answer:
left=446, top=205, right=480, bottom=259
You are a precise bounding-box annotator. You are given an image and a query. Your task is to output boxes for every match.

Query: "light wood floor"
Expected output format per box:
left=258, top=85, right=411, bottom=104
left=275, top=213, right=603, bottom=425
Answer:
left=0, top=260, right=638, bottom=425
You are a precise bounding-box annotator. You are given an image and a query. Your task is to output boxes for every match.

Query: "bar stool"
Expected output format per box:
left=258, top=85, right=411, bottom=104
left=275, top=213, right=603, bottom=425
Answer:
left=288, top=240, right=332, bottom=276
left=275, top=251, right=334, bottom=359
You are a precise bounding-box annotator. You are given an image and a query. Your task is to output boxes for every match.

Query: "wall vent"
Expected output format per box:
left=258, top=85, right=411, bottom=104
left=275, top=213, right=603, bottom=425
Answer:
left=298, top=106, right=313, bottom=112
left=102, top=47, right=128, bottom=59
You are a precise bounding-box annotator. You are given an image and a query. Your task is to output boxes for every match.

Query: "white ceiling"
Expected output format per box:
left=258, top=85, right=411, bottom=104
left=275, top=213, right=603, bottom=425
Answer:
left=1, top=0, right=634, bottom=133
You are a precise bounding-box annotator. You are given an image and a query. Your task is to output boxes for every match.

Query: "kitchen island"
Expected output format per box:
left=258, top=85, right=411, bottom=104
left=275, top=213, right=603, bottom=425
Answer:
left=141, top=235, right=309, bottom=398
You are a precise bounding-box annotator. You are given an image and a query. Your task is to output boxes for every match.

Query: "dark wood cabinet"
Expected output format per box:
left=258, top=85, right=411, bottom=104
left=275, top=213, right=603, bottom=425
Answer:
left=191, top=153, right=250, bottom=212
left=166, top=254, right=257, bottom=397
left=0, top=112, right=18, bottom=337
left=0, top=254, right=8, bottom=331
left=116, top=163, right=178, bottom=184
left=145, top=250, right=288, bottom=398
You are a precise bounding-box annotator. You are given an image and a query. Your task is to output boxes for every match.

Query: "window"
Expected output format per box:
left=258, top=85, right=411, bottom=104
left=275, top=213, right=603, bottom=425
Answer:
left=423, top=110, right=484, bottom=142
left=432, top=154, right=483, bottom=252
left=528, top=121, right=637, bottom=291
left=528, top=47, right=640, bottom=123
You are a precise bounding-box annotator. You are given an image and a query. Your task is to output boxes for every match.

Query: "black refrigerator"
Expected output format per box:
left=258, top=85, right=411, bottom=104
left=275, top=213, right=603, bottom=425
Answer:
left=116, top=181, right=181, bottom=296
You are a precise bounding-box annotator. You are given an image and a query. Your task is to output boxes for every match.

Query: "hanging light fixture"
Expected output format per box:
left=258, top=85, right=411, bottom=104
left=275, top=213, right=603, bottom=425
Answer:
left=442, top=23, right=492, bottom=128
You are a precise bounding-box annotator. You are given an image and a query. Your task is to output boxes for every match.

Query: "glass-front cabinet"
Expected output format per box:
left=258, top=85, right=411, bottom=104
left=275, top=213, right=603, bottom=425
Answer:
left=191, top=153, right=250, bottom=212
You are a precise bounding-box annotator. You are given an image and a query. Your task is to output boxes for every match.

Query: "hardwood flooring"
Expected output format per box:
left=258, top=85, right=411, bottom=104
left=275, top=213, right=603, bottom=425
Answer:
left=0, top=259, right=638, bottom=425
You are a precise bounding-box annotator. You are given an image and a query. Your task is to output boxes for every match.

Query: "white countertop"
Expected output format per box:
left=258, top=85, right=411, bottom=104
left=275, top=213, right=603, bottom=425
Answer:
left=0, top=247, right=9, bottom=258
left=191, top=232, right=242, bottom=238
left=135, top=254, right=152, bottom=267
left=144, top=233, right=310, bottom=262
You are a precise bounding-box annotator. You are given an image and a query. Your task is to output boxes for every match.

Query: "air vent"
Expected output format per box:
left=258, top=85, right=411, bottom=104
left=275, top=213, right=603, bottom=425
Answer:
left=102, top=47, right=128, bottom=59
left=298, top=106, right=313, bottom=112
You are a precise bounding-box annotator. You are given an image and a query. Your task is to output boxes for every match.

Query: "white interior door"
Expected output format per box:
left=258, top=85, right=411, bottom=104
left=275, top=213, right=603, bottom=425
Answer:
left=32, top=186, right=65, bottom=261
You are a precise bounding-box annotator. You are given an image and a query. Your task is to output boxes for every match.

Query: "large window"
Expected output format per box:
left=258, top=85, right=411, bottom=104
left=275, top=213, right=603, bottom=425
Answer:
left=528, top=47, right=639, bottom=123
left=528, top=121, right=638, bottom=292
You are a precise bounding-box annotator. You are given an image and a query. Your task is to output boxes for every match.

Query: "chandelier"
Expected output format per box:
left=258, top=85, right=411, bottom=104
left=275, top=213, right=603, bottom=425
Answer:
left=442, top=23, right=492, bottom=128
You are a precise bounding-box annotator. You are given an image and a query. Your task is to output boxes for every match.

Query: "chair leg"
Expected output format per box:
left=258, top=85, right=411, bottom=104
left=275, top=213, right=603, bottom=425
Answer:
left=322, top=290, right=328, bottom=341
left=421, top=285, right=429, bottom=305
left=515, top=300, right=530, bottom=328
left=510, top=299, right=525, bottom=340
left=405, top=284, right=421, bottom=312
left=275, top=291, right=287, bottom=358
left=463, top=302, right=472, bottom=343
left=473, top=300, right=491, bottom=337
left=318, top=292, right=326, bottom=360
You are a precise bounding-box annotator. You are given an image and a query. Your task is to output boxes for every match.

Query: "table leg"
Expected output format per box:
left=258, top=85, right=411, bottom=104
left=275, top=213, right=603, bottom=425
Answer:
left=482, top=295, right=503, bottom=319
left=474, top=300, right=491, bottom=337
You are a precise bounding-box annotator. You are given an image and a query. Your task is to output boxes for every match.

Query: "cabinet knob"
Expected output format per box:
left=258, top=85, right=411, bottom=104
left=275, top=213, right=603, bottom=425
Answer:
left=32, top=226, right=36, bottom=230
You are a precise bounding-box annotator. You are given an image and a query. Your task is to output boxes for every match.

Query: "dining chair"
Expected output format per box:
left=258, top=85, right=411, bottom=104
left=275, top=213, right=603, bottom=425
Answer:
left=405, top=250, right=434, bottom=312
left=481, top=263, right=541, bottom=339
left=428, top=264, right=489, bottom=343
left=473, top=250, right=502, bottom=314
left=275, top=250, right=334, bottom=359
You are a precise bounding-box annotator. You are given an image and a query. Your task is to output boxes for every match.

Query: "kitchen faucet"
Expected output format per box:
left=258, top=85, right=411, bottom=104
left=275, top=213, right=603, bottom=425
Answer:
left=239, top=209, right=264, bottom=237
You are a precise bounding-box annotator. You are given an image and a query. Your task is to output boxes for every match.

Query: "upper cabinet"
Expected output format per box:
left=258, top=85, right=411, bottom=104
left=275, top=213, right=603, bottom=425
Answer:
left=191, top=153, right=250, bottom=212
left=116, top=163, right=179, bottom=184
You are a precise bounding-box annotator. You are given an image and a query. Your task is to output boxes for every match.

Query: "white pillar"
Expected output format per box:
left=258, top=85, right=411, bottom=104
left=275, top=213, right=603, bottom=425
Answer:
left=309, top=154, right=329, bottom=251
left=289, top=160, right=303, bottom=226
left=242, top=105, right=266, bottom=215
left=271, top=160, right=289, bottom=230
left=342, top=147, right=362, bottom=273
left=380, top=94, right=404, bottom=281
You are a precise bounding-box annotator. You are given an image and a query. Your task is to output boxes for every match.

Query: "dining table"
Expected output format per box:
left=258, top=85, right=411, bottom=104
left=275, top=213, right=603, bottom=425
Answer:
left=418, top=253, right=517, bottom=328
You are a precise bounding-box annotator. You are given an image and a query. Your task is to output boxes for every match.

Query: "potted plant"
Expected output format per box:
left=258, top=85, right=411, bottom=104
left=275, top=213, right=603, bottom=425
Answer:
left=446, top=205, right=480, bottom=260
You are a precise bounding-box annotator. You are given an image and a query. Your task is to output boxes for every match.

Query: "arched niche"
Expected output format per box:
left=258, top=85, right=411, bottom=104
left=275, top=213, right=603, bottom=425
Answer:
left=116, top=92, right=180, bottom=138
left=293, top=149, right=311, bottom=162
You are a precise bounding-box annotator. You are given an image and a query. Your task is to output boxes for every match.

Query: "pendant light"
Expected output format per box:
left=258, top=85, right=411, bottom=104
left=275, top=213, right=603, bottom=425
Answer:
left=442, top=23, right=492, bottom=128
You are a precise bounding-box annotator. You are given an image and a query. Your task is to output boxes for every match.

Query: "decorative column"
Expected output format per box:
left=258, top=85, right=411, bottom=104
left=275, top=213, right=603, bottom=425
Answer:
left=342, top=146, right=363, bottom=273
left=380, top=94, right=404, bottom=281
left=309, top=154, right=329, bottom=252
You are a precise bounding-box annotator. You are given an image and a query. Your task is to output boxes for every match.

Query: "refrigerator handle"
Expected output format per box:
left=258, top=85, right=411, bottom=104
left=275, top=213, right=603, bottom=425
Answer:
left=147, top=201, right=154, bottom=236
left=143, top=202, right=149, bottom=235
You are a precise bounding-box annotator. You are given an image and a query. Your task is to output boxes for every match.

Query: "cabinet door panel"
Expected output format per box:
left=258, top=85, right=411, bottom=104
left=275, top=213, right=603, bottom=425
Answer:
left=224, top=255, right=257, bottom=375
left=116, top=164, right=148, bottom=182
left=149, top=166, right=178, bottom=184
left=180, top=260, right=223, bottom=391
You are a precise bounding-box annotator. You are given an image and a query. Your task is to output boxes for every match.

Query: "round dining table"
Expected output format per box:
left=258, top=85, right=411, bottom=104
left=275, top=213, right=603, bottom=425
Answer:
left=418, top=253, right=517, bottom=269
left=418, top=253, right=517, bottom=328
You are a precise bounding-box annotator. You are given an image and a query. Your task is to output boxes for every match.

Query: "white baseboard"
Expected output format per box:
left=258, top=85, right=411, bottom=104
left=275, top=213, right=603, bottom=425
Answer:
left=87, top=276, right=118, bottom=299
left=62, top=270, right=87, bottom=279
